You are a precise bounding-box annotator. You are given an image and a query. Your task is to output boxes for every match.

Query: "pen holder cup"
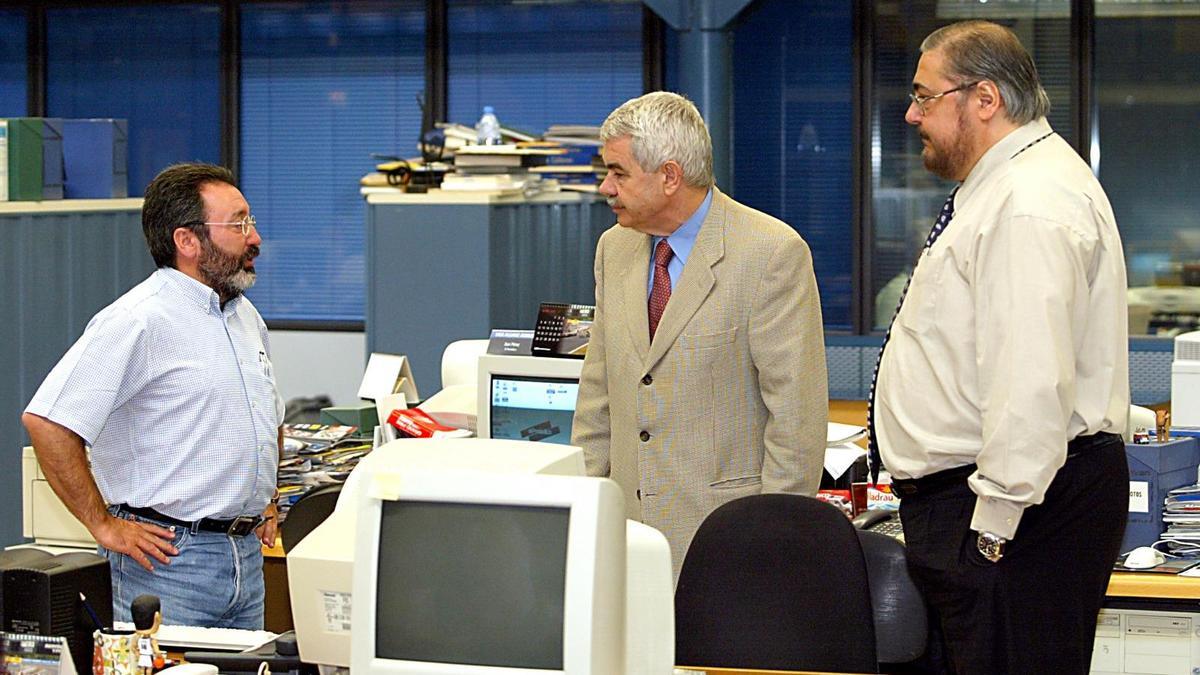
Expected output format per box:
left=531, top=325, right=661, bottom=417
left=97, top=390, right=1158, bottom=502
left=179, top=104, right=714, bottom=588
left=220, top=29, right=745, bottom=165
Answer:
left=93, top=630, right=136, bottom=675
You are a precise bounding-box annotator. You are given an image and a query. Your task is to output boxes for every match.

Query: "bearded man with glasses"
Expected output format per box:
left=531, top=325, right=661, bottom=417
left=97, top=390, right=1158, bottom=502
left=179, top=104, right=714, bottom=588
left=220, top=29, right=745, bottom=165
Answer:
left=869, top=21, right=1130, bottom=674
left=23, top=162, right=284, bottom=629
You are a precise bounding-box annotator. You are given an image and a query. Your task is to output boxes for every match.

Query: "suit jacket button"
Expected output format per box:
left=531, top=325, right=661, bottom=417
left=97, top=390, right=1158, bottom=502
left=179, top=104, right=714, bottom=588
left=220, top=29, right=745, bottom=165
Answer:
left=642, top=374, right=653, bottom=385
left=639, top=430, right=650, bottom=442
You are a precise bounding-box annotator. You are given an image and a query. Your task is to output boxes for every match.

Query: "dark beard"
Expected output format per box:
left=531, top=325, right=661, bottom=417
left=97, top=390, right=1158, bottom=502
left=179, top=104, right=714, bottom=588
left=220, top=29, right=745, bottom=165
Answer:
left=922, top=102, right=974, bottom=181
left=198, top=235, right=259, bottom=303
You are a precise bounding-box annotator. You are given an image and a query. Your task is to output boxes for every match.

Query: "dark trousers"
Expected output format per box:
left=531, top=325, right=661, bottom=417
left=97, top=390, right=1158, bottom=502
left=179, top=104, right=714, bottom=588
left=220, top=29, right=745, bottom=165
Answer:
left=898, top=435, right=1128, bottom=675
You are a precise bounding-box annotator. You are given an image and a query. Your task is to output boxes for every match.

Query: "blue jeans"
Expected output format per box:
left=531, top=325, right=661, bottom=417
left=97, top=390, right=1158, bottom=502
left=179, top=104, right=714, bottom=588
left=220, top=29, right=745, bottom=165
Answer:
left=100, top=506, right=265, bottom=629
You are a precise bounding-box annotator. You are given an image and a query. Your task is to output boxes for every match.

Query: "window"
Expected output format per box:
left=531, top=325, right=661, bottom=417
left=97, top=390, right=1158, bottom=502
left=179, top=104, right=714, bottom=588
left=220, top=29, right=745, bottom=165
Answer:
left=46, top=5, right=221, bottom=197
left=240, top=1, right=426, bottom=323
left=732, top=0, right=854, bottom=330
left=866, top=1, right=1073, bottom=330
left=0, top=10, right=25, bottom=117
left=1096, top=4, right=1200, bottom=336
left=446, top=0, right=643, bottom=134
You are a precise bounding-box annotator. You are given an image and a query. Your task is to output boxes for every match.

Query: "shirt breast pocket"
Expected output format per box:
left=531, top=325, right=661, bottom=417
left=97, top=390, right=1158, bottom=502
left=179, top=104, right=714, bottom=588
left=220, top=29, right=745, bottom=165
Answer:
left=247, top=352, right=278, bottom=410
left=896, top=253, right=944, bottom=335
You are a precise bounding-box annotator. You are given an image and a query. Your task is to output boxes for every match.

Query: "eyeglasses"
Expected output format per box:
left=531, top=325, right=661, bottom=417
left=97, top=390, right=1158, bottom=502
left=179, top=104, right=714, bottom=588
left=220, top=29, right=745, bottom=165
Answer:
left=202, top=214, right=257, bottom=236
left=908, top=81, right=980, bottom=116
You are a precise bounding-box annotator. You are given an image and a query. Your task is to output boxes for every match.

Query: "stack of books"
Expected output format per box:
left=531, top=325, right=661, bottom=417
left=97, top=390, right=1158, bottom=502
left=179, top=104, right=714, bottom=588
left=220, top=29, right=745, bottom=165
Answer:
left=443, top=143, right=565, bottom=194
left=1160, top=484, right=1200, bottom=554
left=532, top=125, right=605, bottom=192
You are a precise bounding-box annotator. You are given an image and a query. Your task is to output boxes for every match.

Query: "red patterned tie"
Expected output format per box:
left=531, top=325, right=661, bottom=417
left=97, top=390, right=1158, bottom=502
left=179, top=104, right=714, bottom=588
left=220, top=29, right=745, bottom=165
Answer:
left=648, top=239, right=674, bottom=340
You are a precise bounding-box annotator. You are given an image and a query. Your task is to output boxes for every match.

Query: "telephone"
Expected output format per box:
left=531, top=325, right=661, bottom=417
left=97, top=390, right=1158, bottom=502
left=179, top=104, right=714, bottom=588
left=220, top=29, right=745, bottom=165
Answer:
left=852, top=509, right=904, bottom=540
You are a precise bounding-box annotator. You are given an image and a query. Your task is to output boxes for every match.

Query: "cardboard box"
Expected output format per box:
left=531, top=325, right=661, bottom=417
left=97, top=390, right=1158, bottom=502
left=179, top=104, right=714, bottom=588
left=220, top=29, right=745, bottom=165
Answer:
left=1124, top=437, right=1200, bottom=552
left=62, top=118, right=128, bottom=198
left=320, top=403, right=378, bottom=431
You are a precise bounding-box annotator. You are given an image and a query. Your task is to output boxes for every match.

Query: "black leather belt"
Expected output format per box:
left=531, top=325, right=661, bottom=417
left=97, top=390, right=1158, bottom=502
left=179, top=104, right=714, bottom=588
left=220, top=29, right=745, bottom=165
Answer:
left=891, top=431, right=1121, bottom=499
left=115, top=504, right=262, bottom=537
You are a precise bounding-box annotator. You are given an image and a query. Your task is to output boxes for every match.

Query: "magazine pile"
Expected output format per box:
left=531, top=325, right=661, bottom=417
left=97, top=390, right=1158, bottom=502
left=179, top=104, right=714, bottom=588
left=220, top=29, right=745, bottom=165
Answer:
left=1161, top=484, right=1200, bottom=555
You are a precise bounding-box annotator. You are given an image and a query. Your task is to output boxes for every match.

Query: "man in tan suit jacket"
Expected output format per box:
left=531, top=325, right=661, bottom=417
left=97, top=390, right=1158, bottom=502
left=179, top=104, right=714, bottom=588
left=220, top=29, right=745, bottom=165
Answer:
left=572, top=92, right=828, bottom=580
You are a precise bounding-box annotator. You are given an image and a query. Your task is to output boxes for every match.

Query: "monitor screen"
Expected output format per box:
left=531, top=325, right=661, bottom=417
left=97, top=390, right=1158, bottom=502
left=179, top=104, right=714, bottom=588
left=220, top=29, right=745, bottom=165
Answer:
left=375, top=500, right=570, bottom=669
left=489, top=375, right=579, bottom=445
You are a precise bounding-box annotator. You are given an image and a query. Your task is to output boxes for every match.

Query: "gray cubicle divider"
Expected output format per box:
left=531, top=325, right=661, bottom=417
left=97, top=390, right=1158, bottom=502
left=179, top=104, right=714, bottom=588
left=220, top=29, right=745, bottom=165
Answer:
left=0, top=200, right=153, bottom=547
left=365, top=192, right=612, bottom=393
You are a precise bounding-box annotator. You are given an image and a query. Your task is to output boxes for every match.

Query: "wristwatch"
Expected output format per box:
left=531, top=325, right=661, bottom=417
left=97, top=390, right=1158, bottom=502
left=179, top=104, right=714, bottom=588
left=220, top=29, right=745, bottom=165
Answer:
left=976, top=531, right=1007, bottom=563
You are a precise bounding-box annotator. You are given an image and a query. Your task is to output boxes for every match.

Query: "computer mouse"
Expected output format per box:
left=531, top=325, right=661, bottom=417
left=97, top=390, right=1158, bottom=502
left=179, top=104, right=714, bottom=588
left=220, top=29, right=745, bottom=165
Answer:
left=1124, top=546, right=1166, bottom=569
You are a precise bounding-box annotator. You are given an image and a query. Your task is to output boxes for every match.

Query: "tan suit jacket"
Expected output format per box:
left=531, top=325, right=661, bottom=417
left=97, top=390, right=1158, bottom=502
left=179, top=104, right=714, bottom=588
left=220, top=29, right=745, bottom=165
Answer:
left=572, top=188, right=828, bottom=579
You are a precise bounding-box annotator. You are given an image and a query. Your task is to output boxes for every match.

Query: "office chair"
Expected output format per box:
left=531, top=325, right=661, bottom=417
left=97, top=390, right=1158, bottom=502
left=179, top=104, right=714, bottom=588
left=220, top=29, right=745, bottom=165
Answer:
left=440, top=338, right=490, bottom=389
left=674, top=494, right=878, bottom=673
left=280, top=484, right=342, bottom=553
left=856, top=529, right=928, bottom=668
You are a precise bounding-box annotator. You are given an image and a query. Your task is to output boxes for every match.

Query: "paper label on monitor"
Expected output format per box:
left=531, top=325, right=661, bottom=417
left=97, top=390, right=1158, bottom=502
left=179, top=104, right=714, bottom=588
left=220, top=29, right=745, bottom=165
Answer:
left=1129, top=481, right=1150, bottom=513
left=320, top=591, right=352, bottom=633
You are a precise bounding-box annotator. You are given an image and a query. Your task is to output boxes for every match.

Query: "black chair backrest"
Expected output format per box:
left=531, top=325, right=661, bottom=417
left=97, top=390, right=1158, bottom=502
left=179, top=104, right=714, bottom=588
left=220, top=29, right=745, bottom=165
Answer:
left=856, top=529, right=928, bottom=666
left=675, top=494, right=878, bottom=673
left=280, top=484, right=342, bottom=553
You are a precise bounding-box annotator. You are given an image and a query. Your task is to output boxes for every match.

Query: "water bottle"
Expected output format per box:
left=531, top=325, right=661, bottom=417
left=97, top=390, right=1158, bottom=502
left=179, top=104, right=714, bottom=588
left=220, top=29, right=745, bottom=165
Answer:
left=475, top=106, right=502, bottom=145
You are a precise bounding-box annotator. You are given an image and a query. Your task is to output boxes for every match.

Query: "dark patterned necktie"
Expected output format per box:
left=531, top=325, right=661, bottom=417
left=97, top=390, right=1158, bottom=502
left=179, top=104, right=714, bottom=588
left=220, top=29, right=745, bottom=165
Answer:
left=648, top=239, right=673, bottom=340
left=867, top=187, right=958, bottom=483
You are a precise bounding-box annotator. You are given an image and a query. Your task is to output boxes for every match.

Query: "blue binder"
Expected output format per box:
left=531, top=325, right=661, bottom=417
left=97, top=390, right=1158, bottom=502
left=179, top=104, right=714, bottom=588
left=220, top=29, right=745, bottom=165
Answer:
left=62, top=119, right=128, bottom=199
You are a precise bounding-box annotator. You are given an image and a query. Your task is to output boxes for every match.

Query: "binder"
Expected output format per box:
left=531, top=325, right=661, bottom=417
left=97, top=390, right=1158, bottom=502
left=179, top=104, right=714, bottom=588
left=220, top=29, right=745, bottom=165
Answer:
left=62, top=118, right=129, bottom=199
left=6, top=118, right=43, bottom=201
left=5, top=118, right=65, bottom=201
left=0, top=120, right=8, bottom=202
left=41, top=118, right=64, bottom=200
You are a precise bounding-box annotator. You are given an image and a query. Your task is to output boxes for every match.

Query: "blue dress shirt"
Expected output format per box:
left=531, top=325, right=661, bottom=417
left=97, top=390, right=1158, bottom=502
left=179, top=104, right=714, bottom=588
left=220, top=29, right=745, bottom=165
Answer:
left=648, top=188, right=713, bottom=297
left=26, top=267, right=284, bottom=521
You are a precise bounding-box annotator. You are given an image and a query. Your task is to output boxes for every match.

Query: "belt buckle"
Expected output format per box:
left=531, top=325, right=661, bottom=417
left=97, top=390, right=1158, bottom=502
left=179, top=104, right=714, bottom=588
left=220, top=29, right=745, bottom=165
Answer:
left=227, top=515, right=261, bottom=537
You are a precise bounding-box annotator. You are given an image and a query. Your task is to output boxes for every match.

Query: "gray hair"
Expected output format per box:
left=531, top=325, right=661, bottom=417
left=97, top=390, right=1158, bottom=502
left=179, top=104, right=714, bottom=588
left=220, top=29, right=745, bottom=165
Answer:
left=600, top=91, right=714, bottom=188
left=921, top=20, right=1050, bottom=125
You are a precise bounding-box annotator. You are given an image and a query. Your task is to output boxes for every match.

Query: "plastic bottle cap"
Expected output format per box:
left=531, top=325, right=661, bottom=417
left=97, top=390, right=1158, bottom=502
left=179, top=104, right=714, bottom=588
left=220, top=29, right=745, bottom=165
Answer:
left=483, top=106, right=494, bottom=114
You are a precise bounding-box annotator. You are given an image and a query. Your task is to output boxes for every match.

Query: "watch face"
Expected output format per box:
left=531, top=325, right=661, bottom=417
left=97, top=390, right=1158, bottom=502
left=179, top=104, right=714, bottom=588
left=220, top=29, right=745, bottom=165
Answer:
left=977, top=533, right=1005, bottom=562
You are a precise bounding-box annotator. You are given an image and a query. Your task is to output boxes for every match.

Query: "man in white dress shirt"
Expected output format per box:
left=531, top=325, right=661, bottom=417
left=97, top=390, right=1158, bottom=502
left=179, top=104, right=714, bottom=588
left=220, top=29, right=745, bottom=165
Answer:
left=871, top=21, right=1129, bottom=674
left=22, top=163, right=284, bottom=628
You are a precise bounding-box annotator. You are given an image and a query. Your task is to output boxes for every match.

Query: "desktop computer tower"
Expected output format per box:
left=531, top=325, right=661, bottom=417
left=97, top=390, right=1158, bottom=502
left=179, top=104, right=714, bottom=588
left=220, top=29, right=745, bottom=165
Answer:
left=1, top=549, right=112, bottom=673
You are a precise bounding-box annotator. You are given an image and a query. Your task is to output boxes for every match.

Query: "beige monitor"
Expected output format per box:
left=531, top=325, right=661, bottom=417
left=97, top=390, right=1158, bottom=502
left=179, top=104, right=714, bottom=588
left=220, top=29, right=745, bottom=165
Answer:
left=286, top=437, right=586, bottom=668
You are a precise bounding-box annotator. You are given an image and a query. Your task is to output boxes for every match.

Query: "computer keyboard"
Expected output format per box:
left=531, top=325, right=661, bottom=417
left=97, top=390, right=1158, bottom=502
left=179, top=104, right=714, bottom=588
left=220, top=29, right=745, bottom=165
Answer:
left=872, top=517, right=905, bottom=541
left=112, top=622, right=276, bottom=651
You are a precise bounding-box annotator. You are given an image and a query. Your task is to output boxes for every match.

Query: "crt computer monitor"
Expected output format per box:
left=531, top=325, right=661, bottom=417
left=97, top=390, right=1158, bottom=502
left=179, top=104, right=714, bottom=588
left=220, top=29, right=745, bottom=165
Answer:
left=476, top=354, right=583, bottom=446
left=351, top=469, right=627, bottom=675
left=287, top=438, right=588, bottom=669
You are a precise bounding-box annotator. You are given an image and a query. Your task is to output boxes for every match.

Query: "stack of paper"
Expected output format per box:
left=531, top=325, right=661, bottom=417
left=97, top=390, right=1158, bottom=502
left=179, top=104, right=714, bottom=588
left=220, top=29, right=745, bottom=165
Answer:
left=1160, top=485, right=1200, bottom=553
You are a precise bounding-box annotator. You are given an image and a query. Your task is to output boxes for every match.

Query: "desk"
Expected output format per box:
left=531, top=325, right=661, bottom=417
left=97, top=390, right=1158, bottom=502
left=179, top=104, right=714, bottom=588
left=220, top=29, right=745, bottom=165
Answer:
left=686, top=662, right=864, bottom=667
left=262, top=540, right=292, bottom=633
left=1107, top=571, right=1200, bottom=602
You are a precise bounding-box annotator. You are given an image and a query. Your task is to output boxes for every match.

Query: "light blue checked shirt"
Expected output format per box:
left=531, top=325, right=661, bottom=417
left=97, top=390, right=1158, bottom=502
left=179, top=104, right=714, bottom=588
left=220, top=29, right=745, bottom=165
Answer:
left=26, top=267, right=284, bottom=521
